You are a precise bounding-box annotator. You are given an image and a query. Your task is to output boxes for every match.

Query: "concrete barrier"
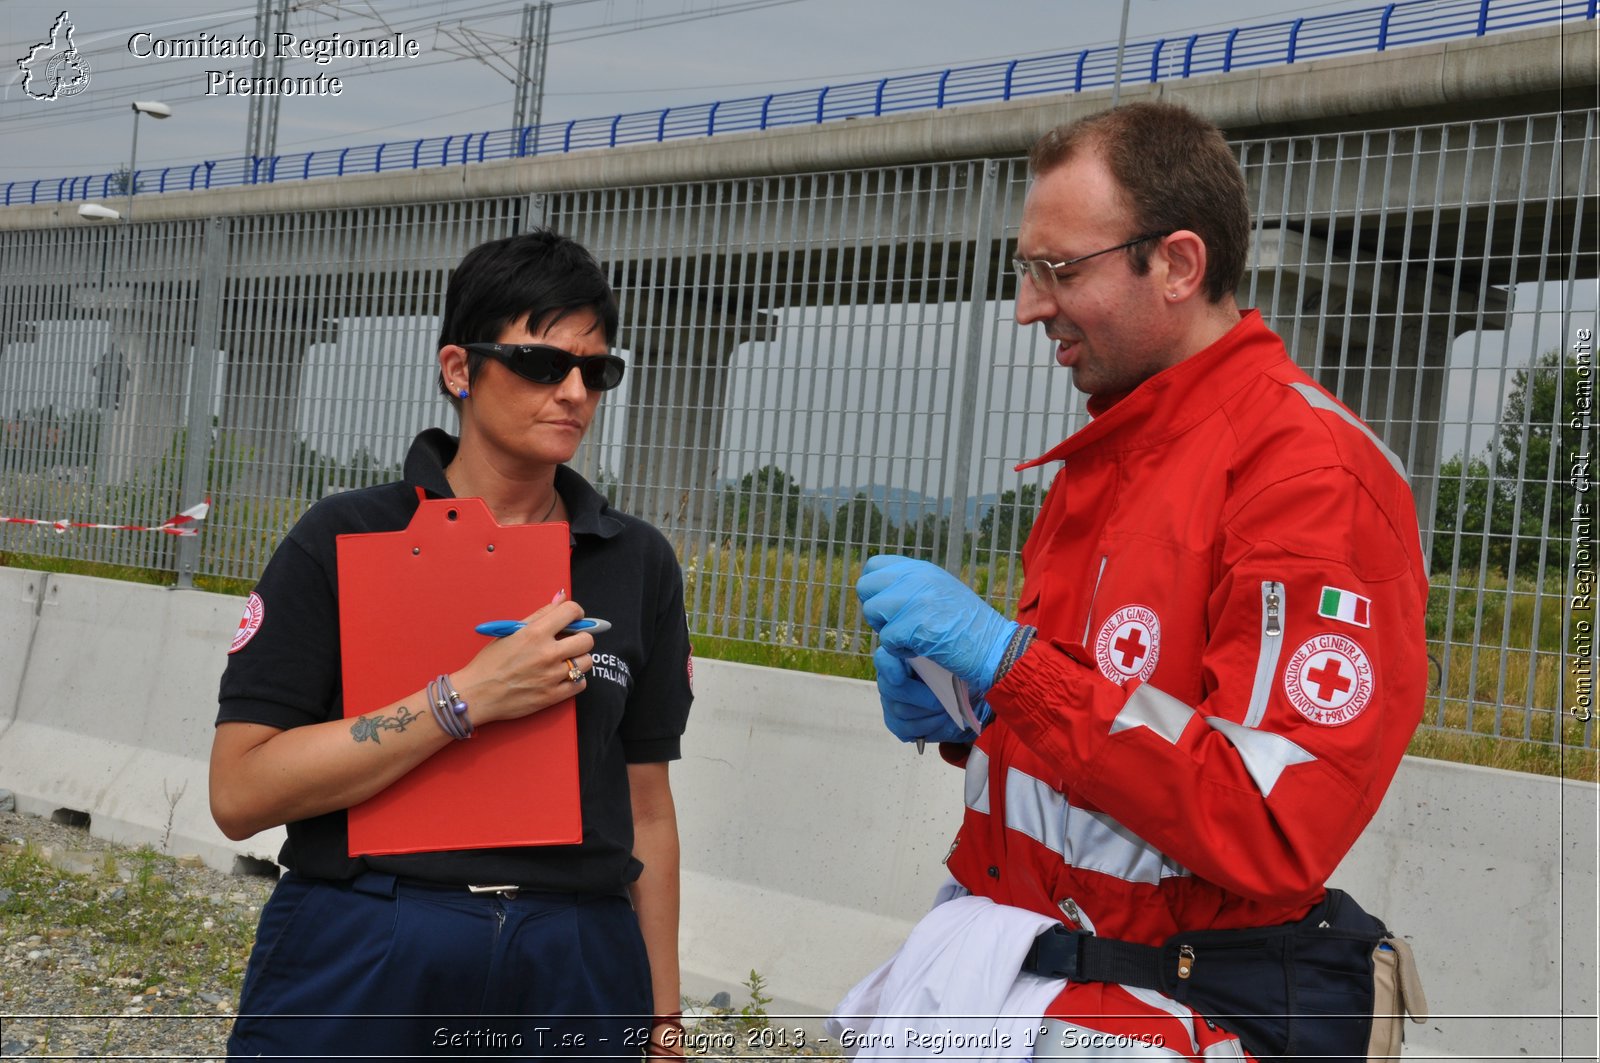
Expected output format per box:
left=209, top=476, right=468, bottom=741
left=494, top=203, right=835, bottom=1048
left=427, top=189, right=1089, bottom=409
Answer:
left=1331, top=757, right=1596, bottom=1059
left=0, top=567, right=46, bottom=729
left=672, top=659, right=963, bottom=1017
left=0, top=571, right=285, bottom=871
left=0, top=569, right=1592, bottom=1059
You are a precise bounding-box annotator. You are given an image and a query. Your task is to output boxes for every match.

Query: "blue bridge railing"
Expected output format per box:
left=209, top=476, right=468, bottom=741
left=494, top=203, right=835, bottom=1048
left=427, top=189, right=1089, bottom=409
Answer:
left=4, top=0, right=1591, bottom=207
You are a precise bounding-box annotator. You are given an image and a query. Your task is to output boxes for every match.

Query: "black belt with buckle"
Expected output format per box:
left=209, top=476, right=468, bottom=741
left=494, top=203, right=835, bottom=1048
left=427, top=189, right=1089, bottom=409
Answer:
left=1021, top=924, right=1166, bottom=990
left=466, top=883, right=521, bottom=898
left=350, top=871, right=527, bottom=899
left=348, top=870, right=626, bottom=903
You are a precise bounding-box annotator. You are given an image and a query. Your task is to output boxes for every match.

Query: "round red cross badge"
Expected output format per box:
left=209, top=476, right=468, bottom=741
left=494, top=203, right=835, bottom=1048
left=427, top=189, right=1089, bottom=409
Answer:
left=229, top=592, right=265, bottom=654
left=1284, top=633, right=1374, bottom=725
left=1095, top=604, right=1161, bottom=686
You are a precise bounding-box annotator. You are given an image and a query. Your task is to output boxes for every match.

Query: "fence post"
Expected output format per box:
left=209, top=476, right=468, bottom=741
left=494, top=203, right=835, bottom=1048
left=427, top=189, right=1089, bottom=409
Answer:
left=173, top=216, right=229, bottom=589
left=943, top=159, right=1000, bottom=575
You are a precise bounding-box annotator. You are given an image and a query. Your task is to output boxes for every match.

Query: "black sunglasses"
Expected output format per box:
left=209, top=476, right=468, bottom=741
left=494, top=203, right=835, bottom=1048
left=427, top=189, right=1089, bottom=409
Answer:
left=464, top=343, right=626, bottom=392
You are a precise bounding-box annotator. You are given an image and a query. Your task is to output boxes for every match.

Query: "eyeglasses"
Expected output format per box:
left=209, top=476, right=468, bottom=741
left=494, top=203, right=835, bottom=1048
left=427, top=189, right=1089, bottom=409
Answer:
left=1012, top=232, right=1170, bottom=291
left=464, top=343, right=627, bottom=392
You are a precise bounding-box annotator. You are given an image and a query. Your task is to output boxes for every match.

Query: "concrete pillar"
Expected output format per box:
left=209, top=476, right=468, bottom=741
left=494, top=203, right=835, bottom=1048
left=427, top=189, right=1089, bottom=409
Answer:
left=217, top=296, right=340, bottom=499
left=1244, top=227, right=1508, bottom=534
left=71, top=285, right=189, bottom=487
left=609, top=281, right=775, bottom=548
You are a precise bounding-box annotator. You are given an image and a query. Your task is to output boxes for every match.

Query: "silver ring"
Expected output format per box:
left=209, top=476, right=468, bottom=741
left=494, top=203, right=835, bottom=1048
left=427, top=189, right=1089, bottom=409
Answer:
left=565, top=658, right=584, bottom=684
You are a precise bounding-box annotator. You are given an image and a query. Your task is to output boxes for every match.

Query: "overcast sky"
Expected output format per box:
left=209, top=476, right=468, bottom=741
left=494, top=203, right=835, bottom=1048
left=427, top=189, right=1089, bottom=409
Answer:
left=2, top=0, right=1357, bottom=186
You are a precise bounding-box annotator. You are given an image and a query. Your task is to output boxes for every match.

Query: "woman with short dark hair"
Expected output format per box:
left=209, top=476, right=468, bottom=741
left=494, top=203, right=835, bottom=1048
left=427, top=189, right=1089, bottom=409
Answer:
left=212, top=229, right=692, bottom=1059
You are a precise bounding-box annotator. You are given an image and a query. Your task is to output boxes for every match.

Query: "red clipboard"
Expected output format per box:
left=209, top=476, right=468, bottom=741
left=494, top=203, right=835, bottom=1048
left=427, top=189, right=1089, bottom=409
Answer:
left=336, top=493, right=582, bottom=856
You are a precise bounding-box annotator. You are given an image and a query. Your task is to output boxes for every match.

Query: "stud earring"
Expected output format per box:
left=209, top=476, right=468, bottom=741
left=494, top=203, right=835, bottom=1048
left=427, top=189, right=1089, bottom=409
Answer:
left=457, top=386, right=469, bottom=399
left=1167, top=291, right=1178, bottom=300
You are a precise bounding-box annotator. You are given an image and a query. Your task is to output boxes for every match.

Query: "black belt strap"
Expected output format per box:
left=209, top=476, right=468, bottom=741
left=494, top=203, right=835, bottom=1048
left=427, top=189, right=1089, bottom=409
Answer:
left=1020, top=924, right=1167, bottom=991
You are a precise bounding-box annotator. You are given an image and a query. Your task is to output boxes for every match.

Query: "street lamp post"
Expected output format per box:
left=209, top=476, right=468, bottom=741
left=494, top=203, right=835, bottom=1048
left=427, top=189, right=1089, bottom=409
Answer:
left=1111, top=0, right=1132, bottom=107
left=126, top=100, right=173, bottom=222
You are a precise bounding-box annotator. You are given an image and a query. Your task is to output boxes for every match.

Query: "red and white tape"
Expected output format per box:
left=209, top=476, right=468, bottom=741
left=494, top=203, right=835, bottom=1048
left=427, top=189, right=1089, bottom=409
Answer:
left=0, top=499, right=210, bottom=537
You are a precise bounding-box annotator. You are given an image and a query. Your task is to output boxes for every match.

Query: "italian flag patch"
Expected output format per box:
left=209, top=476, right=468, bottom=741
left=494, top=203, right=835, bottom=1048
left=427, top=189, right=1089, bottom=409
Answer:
left=1318, top=586, right=1371, bottom=628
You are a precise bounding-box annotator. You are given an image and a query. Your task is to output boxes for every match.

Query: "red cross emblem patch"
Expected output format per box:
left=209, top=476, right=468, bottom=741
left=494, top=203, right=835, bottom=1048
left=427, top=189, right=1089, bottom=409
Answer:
left=1095, top=604, right=1161, bottom=686
left=229, top=592, right=264, bottom=654
left=1284, top=633, right=1374, bottom=725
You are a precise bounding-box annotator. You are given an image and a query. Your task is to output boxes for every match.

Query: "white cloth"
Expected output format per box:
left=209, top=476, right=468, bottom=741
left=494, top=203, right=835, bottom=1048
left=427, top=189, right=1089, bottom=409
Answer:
left=827, top=894, right=1068, bottom=1061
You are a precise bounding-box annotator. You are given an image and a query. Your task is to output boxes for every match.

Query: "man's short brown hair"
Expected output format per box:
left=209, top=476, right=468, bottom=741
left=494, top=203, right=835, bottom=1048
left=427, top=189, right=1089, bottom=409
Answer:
left=1028, top=102, right=1249, bottom=303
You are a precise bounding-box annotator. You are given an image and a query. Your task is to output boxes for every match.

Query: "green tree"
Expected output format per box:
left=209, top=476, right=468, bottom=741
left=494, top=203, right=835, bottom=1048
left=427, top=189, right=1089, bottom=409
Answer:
left=1490, top=349, right=1583, bottom=576
left=898, top=510, right=954, bottom=562
left=831, top=491, right=892, bottom=555
left=1431, top=349, right=1584, bottom=578
left=1430, top=452, right=1495, bottom=574
left=721, top=465, right=807, bottom=545
left=977, top=484, right=1042, bottom=558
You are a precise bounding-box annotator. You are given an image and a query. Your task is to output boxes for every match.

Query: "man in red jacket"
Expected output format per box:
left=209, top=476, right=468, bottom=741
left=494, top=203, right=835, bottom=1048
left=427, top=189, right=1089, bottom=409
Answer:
left=854, top=102, right=1429, bottom=1059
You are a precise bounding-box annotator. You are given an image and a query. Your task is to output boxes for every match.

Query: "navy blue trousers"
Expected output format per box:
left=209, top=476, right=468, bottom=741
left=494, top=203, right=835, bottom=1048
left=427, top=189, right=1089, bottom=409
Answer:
left=228, top=872, right=652, bottom=1060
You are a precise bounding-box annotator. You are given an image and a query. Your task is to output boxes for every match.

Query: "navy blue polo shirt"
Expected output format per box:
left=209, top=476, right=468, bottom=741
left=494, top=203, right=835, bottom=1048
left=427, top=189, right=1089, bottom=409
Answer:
left=216, top=429, right=694, bottom=892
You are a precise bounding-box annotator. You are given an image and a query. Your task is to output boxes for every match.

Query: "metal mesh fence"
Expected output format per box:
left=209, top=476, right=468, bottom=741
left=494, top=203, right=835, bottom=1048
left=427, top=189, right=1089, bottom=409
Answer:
left=0, top=110, right=1593, bottom=752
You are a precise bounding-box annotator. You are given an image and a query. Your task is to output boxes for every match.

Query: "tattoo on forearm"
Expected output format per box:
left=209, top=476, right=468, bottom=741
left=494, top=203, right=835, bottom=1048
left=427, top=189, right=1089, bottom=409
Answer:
left=350, top=704, right=421, bottom=744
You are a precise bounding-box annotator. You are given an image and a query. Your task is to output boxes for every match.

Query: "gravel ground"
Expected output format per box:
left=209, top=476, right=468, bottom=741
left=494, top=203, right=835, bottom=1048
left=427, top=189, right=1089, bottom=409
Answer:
left=0, top=807, right=273, bottom=1060
left=0, top=809, right=841, bottom=1061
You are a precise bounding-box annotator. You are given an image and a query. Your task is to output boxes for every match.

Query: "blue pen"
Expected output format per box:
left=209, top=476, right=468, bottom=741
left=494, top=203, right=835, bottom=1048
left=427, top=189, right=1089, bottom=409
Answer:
left=476, top=618, right=611, bottom=637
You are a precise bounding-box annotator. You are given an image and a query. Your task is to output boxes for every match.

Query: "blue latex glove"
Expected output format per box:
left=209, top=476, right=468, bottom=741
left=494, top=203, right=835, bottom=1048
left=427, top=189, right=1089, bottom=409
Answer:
left=856, top=554, right=1018, bottom=694
left=874, top=646, right=978, bottom=744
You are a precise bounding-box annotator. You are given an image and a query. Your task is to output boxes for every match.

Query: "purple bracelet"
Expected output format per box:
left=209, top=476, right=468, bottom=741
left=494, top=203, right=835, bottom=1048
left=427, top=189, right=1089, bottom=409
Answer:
left=437, top=673, right=473, bottom=738
left=428, top=678, right=471, bottom=740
